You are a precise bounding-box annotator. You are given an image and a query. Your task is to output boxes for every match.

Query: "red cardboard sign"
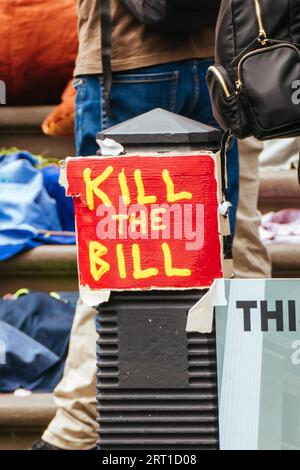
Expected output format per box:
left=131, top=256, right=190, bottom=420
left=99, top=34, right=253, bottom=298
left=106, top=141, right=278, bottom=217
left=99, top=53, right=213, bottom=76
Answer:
left=64, top=153, right=223, bottom=291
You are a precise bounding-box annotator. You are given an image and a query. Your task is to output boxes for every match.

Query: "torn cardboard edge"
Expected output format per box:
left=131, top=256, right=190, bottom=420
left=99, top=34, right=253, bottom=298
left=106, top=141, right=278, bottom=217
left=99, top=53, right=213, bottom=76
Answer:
left=80, top=287, right=111, bottom=307
left=186, top=279, right=227, bottom=333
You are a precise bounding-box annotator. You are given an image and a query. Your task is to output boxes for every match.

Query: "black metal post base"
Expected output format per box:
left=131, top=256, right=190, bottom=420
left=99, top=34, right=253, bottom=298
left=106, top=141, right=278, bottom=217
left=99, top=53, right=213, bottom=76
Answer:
left=96, top=290, right=219, bottom=450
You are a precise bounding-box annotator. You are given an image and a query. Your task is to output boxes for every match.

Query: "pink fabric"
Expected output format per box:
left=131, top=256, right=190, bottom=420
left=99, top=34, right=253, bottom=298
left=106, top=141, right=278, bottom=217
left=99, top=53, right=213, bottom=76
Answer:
left=260, top=209, right=300, bottom=244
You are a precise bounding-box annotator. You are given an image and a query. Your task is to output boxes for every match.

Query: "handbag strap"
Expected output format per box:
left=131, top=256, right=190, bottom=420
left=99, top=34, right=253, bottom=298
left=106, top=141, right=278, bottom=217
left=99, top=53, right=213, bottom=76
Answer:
left=100, top=0, right=113, bottom=116
left=220, top=129, right=232, bottom=201
left=220, top=130, right=233, bottom=260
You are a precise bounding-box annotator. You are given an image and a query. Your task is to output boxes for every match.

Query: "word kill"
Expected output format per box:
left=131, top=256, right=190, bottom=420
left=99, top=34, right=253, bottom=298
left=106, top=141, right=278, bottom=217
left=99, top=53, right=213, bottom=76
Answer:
left=83, top=166, right=192, bottom=209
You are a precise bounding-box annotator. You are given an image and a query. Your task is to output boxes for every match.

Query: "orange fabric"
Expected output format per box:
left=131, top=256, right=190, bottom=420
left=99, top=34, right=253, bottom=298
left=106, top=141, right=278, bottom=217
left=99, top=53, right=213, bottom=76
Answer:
left=0, top=0, right=78, bottom=105
left=42, top=81, right=76, bottom=137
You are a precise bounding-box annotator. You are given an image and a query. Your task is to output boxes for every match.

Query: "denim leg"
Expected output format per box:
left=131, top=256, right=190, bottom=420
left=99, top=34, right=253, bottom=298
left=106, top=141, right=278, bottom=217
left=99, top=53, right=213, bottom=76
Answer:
left=102, top=68, right=180, bottom=129
left=74, top=76, right=102, bottom=156
left=74, top=68, right=181, bottom=154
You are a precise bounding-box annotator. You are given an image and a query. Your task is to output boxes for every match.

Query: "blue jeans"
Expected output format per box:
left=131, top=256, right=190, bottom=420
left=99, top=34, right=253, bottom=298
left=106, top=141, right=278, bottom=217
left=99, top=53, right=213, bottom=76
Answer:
left=74, top=59, right=239, bottom=233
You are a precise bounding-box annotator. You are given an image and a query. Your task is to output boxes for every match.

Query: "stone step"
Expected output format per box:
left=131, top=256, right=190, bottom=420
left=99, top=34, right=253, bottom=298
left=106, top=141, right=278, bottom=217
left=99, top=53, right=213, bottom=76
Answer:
left=0, top=106, right=75, bottom=157
left=0, top=394, right=56, bottom=450
left=0, top=245, right=78, bottom=295
left=268, top=244, right=300, bottom=278
left=258, top=170, right=300, bottom=278
left=0, top=106, right=77, bottom=293
left=258, top=169, right=300, bottom=214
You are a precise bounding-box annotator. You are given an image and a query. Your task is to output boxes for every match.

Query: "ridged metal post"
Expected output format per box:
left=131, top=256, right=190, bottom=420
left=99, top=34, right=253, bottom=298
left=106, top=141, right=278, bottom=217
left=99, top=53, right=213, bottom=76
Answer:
left=96, top=291, right=219, bottom=450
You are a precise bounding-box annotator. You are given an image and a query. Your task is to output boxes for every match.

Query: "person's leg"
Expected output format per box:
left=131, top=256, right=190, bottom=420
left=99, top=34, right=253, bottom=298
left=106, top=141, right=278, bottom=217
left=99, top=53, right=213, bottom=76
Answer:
left=260, top=137, right=300, bottom=169
left=233, top=137, right=272, bottom=278
left=74, top=76, right=102, bottom=156
left=40, top=77, right=102, bottom=450
left=42, top=300, right=98, bottom=450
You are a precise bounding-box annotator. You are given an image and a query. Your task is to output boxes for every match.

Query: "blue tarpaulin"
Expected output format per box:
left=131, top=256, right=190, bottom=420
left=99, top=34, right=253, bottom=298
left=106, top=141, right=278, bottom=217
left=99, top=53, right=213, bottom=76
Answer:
left=0, top=292, right=76, bottom=392
left=0, top=151, right=75, bottom=260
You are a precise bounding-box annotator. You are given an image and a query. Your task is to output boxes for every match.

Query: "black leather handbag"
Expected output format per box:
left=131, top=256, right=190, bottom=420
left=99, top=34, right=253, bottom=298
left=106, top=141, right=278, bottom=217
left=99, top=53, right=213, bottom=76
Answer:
left=207, top=0, right=300, bottom=141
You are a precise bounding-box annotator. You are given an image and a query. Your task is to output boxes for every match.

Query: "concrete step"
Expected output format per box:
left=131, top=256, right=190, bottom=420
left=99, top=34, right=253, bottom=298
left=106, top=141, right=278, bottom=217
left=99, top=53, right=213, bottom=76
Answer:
left=258, top=170, right=300, bottom=278
left=0, top=394, right=56, bottom=450
left=0, top=106, right=77, bottom=294
left=0, top=106, right=75, bottom=158
left=258, top=169, right=300, bottom=214
left=0, top=108, right=74, bottom=451
left=0, top=245, right=78, bottom=295
left=267, top=244, right=300, bottom=278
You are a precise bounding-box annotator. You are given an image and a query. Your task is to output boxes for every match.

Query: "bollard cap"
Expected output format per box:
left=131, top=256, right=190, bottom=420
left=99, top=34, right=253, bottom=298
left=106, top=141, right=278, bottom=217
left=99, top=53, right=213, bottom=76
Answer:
left=97, top=108, right=222, bottom=146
